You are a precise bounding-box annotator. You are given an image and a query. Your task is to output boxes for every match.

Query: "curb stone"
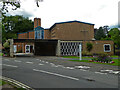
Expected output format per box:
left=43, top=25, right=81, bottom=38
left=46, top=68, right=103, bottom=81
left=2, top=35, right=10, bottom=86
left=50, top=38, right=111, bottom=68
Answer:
left=0, top=76, right=34, bottom=90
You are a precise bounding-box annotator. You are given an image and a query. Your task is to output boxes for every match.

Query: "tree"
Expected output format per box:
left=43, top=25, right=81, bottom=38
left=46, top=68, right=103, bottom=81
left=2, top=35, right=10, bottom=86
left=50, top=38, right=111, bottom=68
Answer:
left=2, top=15, right=34, bottom=43
left=108, top=28, right=120, bottom=48
left=1, top=0, right=43, bottom=15
left=95, top=27, right=106, bottom=40
left=86, top=42, right=93, bottom=52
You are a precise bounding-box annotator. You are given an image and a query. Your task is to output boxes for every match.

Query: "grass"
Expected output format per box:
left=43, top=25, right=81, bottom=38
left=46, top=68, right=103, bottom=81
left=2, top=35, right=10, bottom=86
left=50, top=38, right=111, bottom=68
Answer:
left=0, top=80, right=7, bottom=86
left=0, top=53, right=3, bottom=56
left=63, top=55, right=119, bottom=59
left=62, top=56, right=92, bottom=59
left=69, top=59, right=120, bottom=66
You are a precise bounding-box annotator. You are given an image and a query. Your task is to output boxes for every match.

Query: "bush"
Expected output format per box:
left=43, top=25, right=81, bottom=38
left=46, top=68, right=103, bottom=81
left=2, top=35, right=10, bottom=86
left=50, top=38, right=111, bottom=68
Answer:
left=92, top=54, right=112, bottom=63
left=86, top=43, right=93, bottom=52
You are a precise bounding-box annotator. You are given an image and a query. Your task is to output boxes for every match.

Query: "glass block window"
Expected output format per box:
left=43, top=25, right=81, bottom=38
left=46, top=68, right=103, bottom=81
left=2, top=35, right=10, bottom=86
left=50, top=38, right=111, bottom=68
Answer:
left=104, top=44, right=111, bottom=52
left=60, top=42, right=82, bottom=56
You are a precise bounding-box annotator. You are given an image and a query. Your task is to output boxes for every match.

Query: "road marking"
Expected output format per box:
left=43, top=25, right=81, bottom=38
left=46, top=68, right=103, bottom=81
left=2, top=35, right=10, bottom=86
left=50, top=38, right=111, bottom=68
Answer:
left=66, top=67, right=75, bottom=69
left=36, top=59, right=39, bottom=60
left=51, top=65, right=58, bottom=67
left=33, top=69, right=79, bottom=81
left=14, top=60, right=21, bottom=62
left=0, top=64, right=18, bottom=68
left=4, top=59, right=10, bottom=61
left=95, top=72, right=107, bottom=75
left=45, top=62, right=48, bottom=63
left=80, top=69, right=87, bottom=71
left=100, top=70, right=120, bottom=74
left=26, top=62, right=33, bottom=64
left=75, top=66, right=90, bottom=69
left=38, top=63, right=44, bottom=65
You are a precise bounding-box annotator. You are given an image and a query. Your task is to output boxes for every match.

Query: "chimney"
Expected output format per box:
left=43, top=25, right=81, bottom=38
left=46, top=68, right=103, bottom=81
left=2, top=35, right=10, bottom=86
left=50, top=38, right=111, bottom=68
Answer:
left=34, top=18, right=41, bottom=28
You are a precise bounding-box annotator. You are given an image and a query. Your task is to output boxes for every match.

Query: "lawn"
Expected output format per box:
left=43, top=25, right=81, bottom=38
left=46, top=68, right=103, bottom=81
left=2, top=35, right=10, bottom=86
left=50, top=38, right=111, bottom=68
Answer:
left=62, top=56, right=92, bottom=59
left=63, top=55, right=119, bottom=59
left=69, top=59, right=120, bottom=66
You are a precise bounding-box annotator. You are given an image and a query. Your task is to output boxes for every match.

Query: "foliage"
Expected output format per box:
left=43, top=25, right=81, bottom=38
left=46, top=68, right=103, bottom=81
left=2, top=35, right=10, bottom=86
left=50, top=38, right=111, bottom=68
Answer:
left=108, top=28, right=120, bottom=48
left=3, top=39, right=10, bottom=56
left=86, top=43, right=93, bottom=52
left=95, top=27, right=106, bottom=40
left=1, top=0, right=42, bottom=15
left=2, top=15, right=34, bottom=43
left=92, top=54, right=112, bottom=63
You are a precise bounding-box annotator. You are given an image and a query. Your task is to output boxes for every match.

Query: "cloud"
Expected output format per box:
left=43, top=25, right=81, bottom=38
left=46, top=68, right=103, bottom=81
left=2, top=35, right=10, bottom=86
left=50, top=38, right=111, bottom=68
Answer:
left=5, top=9, right=34, bottom=18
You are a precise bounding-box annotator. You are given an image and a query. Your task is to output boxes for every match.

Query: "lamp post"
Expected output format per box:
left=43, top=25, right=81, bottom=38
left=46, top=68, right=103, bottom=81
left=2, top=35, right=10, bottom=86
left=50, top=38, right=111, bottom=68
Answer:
left=79, top=44, right=82, bottom=60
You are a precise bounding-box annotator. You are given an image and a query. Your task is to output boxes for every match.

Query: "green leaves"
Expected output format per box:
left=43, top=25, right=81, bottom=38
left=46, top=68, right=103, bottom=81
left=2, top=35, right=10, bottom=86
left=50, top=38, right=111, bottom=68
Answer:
left=95, top=27, right=106, bottom=40
left=2, top=15, right=34, bottom=43
left=86, top=43, right=93, bottom=52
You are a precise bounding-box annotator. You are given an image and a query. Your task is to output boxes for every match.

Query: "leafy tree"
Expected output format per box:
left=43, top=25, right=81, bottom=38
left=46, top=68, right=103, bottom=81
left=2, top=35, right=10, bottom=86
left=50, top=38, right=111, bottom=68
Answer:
left=2, top=15, right=34, bottom=43
left=86, top=43, right=93, bottom=52
left=108, top=28, right=120, bottom=48
left=95, top=27, right=106, bottom=40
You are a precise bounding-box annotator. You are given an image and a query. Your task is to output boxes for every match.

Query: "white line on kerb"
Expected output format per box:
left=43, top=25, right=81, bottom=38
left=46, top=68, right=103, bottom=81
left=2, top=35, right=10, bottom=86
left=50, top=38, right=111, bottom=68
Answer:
left=33, top=69, right=79, bottom=81
left=0, top=64, right=18, bottom=68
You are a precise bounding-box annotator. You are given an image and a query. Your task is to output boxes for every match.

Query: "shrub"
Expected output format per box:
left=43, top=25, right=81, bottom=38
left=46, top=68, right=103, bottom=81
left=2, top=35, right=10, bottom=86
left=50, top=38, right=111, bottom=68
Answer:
left=86, top=43, right=93, bottom=52
left=92, top=54, right=112, bottom=63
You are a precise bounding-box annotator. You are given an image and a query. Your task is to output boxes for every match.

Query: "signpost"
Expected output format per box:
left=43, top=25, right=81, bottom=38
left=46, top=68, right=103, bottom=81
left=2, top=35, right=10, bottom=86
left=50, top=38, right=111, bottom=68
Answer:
left=79, top=44, right=82, bottom=60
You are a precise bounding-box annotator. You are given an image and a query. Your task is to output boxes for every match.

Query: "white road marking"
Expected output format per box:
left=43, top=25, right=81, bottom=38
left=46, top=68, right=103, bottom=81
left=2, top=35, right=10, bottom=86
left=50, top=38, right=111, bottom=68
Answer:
left=51, top=64, right=58, bottom=67
left=38, top=63, right=44, bottom=66
left=33, top=69, right=79, bottom=81
left=95, top=72, right=107, bottom=75
left=0, top=64, right=18, bottom=68
left=26, top=62, right=33, bottom=64
left=66, top=67, right=75, bottom=69
left=14, top=60, right=21, bottom=62
left=4, top=59, right=10, bottom=61
left=75, top=66, right=90, bottom=69
left=80, top=69, right=87, bottom=71
left=45, top=62, right=48, bottom=63
left=100, top=70, right=120, bottom=74
left=36, top=59, right=39, bottom=60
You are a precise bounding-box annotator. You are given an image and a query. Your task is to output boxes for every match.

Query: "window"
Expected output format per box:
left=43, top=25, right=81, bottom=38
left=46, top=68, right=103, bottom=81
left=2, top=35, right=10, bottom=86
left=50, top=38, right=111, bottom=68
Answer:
left=104, top=44, right=111, bottom=52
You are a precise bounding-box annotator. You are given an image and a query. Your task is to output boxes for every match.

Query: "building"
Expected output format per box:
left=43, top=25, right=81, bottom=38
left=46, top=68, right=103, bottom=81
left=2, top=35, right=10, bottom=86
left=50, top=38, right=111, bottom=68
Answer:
left=10, top=18, right=114, bottom=57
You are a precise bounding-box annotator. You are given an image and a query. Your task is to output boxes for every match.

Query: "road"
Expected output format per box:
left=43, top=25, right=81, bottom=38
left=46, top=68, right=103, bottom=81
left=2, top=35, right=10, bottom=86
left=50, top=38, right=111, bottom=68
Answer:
left=1, top=56, right=119, bottom=89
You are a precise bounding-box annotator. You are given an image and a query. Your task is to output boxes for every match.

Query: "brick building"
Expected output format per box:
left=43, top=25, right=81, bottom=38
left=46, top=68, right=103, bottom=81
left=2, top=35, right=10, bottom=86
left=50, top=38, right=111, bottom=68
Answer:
left=10, top=18, right=114, bottom=57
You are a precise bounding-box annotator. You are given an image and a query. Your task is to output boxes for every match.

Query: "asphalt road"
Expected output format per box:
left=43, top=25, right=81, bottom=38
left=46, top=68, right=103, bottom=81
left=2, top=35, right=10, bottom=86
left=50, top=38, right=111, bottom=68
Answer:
left=2, top=56, right=119, bottom=89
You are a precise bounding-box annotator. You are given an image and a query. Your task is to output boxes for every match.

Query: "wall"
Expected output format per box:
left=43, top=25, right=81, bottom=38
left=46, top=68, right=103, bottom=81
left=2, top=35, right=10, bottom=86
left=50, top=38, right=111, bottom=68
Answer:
left=28, top=31, right=35, bottom=39
left=51, top=22, right=94, bottom=40
left=82, top=40, right=114, bottom=55
left=18, top=33, right=28, bottom=39
left=14, top=43, right=34, bottom=53
left=44, top=29, right=51, bottom=39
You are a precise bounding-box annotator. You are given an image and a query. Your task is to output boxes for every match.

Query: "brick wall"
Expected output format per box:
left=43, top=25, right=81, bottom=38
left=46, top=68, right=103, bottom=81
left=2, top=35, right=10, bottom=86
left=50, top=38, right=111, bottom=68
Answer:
left=18, top=33, right=28, bottom=39
left=14, top=43, right=34, bottom=53
left=44, top=29, right=51, bottom=39
left=28, top=31, right=35, bottom=39
left=82, top=40, right=114, bottom=55
left=50, top=22, right=94, bottom=40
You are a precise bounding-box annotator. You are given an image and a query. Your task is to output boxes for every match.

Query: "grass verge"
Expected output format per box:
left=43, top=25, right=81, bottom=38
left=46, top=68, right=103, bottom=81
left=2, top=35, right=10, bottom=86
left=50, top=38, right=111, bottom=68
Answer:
left=69, top=59, right=120, bottom=66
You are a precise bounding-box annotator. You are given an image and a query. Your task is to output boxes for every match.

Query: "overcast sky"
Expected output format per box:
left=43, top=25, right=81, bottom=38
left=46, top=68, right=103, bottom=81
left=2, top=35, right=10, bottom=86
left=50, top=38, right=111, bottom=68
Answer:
left=6, top=0, right=119, bottom=29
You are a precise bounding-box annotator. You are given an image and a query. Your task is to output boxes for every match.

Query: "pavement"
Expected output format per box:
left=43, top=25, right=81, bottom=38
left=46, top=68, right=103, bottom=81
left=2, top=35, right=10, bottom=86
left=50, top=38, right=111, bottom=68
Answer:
left=1, top=56, right=120, bottom=89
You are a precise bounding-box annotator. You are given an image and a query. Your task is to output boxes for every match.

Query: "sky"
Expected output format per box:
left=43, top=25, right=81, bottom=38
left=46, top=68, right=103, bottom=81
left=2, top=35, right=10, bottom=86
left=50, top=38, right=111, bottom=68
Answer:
left=5, top=0, right=119, bottom=29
